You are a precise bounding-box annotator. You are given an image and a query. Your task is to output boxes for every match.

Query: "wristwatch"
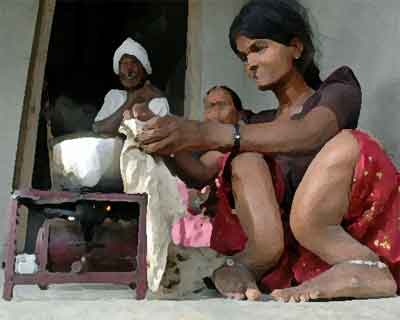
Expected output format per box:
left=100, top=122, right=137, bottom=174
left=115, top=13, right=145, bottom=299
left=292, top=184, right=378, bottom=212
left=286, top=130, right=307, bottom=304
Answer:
left=232, top=124, right=241, bottom=153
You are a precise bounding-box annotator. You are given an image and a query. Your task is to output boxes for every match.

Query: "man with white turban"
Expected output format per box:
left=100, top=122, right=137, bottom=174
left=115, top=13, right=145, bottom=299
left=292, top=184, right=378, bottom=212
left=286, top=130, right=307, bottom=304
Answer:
left=93, top=37, right=169, bottom=135
left=92, top=38, right=187, bottom=294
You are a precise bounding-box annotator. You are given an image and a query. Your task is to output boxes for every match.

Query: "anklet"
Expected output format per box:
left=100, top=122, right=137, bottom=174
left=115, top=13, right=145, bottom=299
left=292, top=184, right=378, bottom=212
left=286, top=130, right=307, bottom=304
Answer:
left=346, top=260, right=388, bottom=269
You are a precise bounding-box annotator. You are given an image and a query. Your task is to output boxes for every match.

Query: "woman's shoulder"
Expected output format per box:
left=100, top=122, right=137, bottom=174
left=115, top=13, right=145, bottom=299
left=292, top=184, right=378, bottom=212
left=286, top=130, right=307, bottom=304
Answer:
left=312, top=65, right=362, bottom=108
left=319, top=65, right=361, bottom=93
left=305, top=66, right=362, bottom=129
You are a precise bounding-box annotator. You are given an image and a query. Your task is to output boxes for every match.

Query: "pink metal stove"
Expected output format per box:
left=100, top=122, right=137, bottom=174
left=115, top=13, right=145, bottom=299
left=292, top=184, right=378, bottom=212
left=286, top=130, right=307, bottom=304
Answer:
left=2, top=189, right=148, bottom=301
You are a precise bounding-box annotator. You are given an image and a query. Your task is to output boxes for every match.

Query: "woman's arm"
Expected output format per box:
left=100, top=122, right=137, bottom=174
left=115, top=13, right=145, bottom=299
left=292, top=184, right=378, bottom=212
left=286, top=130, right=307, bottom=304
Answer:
left=169, top=150, right=222, bottom=188
left=137, top=106, right=339, bottom=155
left=240, top=106, right=339, bottom=154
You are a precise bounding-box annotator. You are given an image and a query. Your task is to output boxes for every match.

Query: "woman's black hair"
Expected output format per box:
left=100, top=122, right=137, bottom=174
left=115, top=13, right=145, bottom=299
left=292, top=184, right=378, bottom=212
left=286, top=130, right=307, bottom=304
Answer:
left=229, top=0, right=322, bottom=90
left=206, top=85, right=243, bottom=111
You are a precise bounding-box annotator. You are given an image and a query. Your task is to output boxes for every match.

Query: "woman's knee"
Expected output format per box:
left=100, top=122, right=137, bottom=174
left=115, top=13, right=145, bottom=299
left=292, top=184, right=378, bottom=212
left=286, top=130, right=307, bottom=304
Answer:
left=289, top=202, right=314, bottom=246
left=250, top=234, right=284, bottom=268
left=289, top=131, right=360, bottom=245
left=319, top=130, right=360, bottom=169
left=263, top=238, right=284, bottom=265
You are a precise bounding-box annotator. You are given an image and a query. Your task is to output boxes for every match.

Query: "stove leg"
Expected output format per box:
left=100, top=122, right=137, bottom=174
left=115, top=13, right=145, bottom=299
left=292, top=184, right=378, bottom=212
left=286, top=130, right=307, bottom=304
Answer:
left=3, top=281, right=14, bottom=301
left=2, top=199, right=18, bottom=301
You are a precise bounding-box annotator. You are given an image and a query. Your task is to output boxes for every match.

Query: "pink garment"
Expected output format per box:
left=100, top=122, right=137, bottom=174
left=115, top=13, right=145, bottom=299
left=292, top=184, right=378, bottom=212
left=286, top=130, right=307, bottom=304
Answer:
left=171, top=180, right=213, bottom=247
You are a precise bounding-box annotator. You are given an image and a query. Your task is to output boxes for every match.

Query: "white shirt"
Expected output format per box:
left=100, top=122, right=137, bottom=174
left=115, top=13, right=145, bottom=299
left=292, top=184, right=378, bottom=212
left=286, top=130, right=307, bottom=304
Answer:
left=94, top=89, right=170, bottom=122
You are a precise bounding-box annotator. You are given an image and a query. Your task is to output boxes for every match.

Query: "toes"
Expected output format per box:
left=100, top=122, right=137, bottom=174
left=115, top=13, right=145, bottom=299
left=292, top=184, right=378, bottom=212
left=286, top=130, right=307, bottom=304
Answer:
left=293, top=294, right=303, bottom=303
left=288, top=297, right=297, bottom=303
left=245, top=288, right=262, bottom=301
left=271, top=288, right=308, bottom=303
left=270, top=289, right=282, bottom=301
left=287, top=292, right=303, bottom=303
left=274, top=289, right=319, bottom=303
left=309, top=290, right=320, bottom=300
left=244, top=280, right=262, bottom=301
left=271, top=289, right=290, bottom=303
left=300, top=295, right=308, bottom=302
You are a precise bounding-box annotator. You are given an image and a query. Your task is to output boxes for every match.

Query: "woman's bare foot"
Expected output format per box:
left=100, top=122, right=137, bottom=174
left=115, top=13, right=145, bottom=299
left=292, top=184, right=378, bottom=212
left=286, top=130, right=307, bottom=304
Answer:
left=271, top=262, right=397, bottom=302
left=213, top=261, right=262, bottom=300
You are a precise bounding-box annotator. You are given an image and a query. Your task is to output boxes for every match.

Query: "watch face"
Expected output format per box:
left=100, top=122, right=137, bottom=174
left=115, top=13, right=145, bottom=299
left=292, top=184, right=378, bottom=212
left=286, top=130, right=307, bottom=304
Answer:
left=234, top=124, right=240, bottom=139
left=233, top=124, right=240, bottom=152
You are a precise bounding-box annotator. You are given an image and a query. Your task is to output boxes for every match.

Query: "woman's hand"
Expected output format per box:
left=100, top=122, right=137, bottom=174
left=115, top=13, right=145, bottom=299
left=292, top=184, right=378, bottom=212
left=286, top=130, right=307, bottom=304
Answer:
left=136, top=115, right=202, bottom=155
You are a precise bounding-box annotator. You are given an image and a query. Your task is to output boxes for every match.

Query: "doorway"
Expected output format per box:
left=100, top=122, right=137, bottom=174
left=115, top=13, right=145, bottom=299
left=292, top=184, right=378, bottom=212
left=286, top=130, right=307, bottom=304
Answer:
left=31, top=0, right=188, bottom=190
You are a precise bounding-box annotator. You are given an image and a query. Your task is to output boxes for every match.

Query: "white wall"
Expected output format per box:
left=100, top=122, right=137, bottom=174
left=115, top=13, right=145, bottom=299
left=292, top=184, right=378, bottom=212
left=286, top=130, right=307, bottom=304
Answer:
left=0, top=0, right=39, bottom=259
left=186, top=0, right=281, bottom=118
left=186, top=0, right=253, bottom=120
left=199, top=1, right=247, bottom=108
left=301, top=0, right=400, bottom=165
left=187, top=0, right=400, bottom=166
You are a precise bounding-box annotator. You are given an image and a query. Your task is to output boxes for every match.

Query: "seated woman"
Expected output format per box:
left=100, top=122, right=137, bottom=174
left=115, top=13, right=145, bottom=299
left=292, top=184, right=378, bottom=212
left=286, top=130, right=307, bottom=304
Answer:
left=171, top=85, right=248, bottom=249
left=135, top=0, right=400, bottom=302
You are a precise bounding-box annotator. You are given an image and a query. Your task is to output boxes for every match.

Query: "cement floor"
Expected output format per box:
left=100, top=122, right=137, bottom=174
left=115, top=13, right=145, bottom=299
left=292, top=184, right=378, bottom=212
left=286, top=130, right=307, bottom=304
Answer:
left=0, top=271, right=399, bottom=320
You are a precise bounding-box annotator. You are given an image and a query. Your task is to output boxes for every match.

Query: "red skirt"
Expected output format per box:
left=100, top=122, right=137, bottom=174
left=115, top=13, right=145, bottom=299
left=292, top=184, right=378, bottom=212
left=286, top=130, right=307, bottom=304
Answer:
left=209, top=129, right=400, bottom=292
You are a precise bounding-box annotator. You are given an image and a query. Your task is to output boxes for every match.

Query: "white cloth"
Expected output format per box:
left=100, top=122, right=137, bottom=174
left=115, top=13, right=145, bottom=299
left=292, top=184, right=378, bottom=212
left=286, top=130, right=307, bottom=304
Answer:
left=119, top=119, right=185, bottom=292
left=94, top=89, right=169, bottom=122
left=113, top=37, right=152, bottom=75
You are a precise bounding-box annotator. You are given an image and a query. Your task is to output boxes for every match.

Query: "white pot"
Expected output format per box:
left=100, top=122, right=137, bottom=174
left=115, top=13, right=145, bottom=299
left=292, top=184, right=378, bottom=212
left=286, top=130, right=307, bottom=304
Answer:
left=50, top=132, right=123, bottom=191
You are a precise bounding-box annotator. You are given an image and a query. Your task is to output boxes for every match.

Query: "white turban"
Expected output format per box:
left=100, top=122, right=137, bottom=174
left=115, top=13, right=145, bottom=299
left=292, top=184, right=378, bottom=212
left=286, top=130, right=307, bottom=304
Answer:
left=113, top=37, right=152, bottom=75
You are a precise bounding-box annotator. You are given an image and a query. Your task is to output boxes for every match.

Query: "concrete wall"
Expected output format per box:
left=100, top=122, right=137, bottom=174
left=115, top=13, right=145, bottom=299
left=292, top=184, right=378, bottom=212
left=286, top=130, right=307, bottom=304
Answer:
left=186, top=0, right=250, bottom=120
left=187, top=0, right=400, bottom=166
left=301, top=0, right=400, bottom=165
left=0, top=0, right=39, bottom=259
left=186, top=0, right=283, bottom=119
